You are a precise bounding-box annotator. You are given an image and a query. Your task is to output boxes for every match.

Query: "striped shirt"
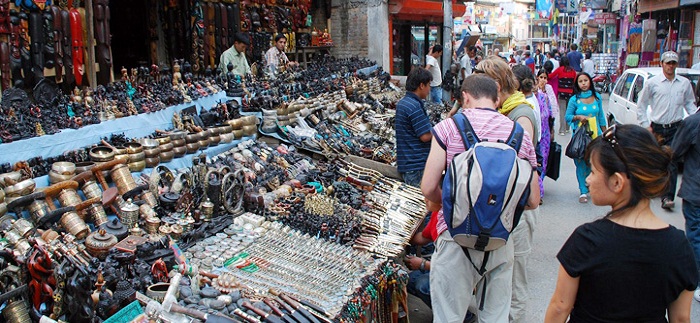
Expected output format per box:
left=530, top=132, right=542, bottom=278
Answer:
left=395, top=92, right=432, bottom=172
left=433, top=108, right=538, bottom=235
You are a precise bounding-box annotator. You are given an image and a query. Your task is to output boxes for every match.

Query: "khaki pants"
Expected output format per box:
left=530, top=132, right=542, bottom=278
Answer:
left=430, top=231, right=514, bottom=323
left=509, top=208, right=539, bottom=323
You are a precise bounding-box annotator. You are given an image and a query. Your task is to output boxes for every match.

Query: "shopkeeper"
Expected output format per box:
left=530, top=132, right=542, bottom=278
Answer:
left=219, top=32, right=251, bottom=77
left=265, top=34, right=299, bottom=74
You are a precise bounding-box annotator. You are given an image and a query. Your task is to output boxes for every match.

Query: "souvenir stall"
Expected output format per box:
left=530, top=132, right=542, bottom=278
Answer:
left=0, top=47, right=426, bottom=323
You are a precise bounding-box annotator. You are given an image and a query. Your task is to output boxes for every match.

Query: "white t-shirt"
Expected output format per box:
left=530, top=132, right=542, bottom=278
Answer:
left=549, top=58, right=560, bottom=70
left=426, top=55, right=442, bottom=87
left=460, top=55, right=472, bottom=81
left=692, top=62, right=700, bottom=71
left=582, top=59, right=596, bottom=76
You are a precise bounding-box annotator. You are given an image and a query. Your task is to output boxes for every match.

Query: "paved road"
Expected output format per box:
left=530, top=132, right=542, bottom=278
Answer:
left=407, top=94, right=700, bottom=322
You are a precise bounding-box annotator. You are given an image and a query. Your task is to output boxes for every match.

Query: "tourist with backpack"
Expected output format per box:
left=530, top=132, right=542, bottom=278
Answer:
left=476, top=58, right=541, bottom=323
left=545, top=125, right=698, bottom=322
left=421, top=74, right=540, bottom=323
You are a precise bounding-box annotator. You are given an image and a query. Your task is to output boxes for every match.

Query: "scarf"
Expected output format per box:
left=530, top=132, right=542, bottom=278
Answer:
left=499, top=91, right=535, bottom=115
left=578, top=90, right=593, bottom=98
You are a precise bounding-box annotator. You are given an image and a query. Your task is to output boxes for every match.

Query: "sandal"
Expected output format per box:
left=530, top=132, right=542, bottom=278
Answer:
left=579, top=194, right=588, bottom=203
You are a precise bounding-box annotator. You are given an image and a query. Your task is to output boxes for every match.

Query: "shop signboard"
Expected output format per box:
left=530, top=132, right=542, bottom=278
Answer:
left=594, top=12, right=617, bottom=25
left=681, top=0, right=700, bottom=5
left=557, top=0, right=579, bottom=12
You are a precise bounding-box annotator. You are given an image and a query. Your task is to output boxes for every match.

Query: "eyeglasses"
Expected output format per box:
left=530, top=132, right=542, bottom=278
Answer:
left=602, top=125, right=630, bottom=176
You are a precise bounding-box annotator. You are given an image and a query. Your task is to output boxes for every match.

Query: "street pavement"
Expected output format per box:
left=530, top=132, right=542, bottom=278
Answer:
left=406, top=94, right=700, bottom=322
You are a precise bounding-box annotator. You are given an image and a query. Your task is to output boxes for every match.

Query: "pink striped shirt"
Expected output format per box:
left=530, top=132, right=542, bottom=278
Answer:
left=432, top=108, right=538, bottom=235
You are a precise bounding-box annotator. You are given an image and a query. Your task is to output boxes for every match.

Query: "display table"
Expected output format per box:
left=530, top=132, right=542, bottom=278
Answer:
left=295, top=45, right=333, bottom=68
left=0, top=92, right=228, bottom=165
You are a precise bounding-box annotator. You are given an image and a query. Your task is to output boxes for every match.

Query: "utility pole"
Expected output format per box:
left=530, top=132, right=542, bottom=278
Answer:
left=443, top=0, right=453, bottom=101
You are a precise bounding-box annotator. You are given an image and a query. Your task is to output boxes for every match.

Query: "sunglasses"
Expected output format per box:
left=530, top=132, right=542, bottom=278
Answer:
left=602, top=125, right=630, bottom=177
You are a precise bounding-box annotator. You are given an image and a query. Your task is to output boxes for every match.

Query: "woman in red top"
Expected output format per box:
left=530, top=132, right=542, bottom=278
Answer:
left=549, top=56, right=577, bottom=135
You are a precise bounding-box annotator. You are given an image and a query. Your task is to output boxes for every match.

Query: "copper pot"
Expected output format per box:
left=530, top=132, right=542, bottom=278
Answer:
left=144, top=147, right=160, bottom=158
left=145, top=157, right=160, bottom=168
left=89, top=146, right=115, bottom=162
left=159, top=150, right=175, bottom=163
left=173, top=146, right=187, bottom=157
left=124, top=142, right=144, bottom=154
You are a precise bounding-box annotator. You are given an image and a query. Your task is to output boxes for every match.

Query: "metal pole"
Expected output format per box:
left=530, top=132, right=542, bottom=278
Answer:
left=442, top=0, right=453, bottom=76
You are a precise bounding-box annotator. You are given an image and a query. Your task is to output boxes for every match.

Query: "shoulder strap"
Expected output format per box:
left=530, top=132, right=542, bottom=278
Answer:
left=506, top=121, right=525, bottom=152
left=452, top=113, right=480, bottom=150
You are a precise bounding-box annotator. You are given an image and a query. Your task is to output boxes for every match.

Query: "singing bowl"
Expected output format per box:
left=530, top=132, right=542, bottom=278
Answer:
left=168, top=131, right=187, bottom=140
left=198, top=138, right=210, bottom=149
left=217, top=124, right=233, bottom=134
left=173, top=146, right=187, bottom=157
left=89, top=146, right=115, bottom=162
left=209, top=135, right=221, bottom=146
left=159, top=151, right=175, bottom=163
left=51, top=162, right=76, bottom=175
left=138, top=138, right=160, bottom=149
left=227, top=118, right=243, bottom=130
left=155, top=136, right=171, bottom=145
left=145, top=157, right=161, bottom=168
left=124, top=142, right=144, bottom=154
left=49, top=171, right=74, bottom=184
left=128, top=151, right=146, bottom=163
left=185, top=133, right=200, bottom=143
left=74, top=162, right=95, bottom=174
left=159, top=142, right=174, bottom=152
left=144, top=147, right=161, bottom=158
left=186, top=143, right=200, bottom=154
left=219, top=132, right=234, bottom=144
left=242, top=125, right=257, bottom=136
left=0, top=171, right=22, bottom=188
left=4, top=179, right=36, bottom=197
left=172, top=138, right=186, bottom=147
left=128, top=160, right=146, bottom=172
left=232, top=129, right=244, bottom=139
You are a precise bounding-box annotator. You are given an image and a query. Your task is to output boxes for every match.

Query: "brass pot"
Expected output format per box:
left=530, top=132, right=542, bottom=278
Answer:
left=85, top=229, right=117, bottom=259
left=242, top=125, right=257, bottom=136
left=227, top=118, right=243, bottom=130
left=145, top=157, right=160, bottom=168
left=51, top=162, right=76, bottom=175
left=172, top=138, right=186, bottom=147
left=173, top=146, right=187, bottom=157
left=128, top=160, right=146, bottom=172
left=168, top=131, right=187, bottom=141
left=74, top=162, right=95, bottom=174
left=155, top=136, right=171, bottom=146
left=232, top=129, right=244, bottom=139
left=185, top=133, right=199, bottom=143
left=159, top=150, right=175, bottom=163
left=89, top=146, right=115, bottom=162
left=128, top=151, right=146, bottom=163
left=186, top=142, right=200, bottom=154
left=139, top=138, right=159, bottom=149
left=124, top=142, right=144, bottom=154
left=144, top=147, right=160, bottom=158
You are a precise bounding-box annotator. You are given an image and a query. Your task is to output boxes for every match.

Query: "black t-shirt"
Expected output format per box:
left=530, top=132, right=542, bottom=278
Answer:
left=557, top=218, right=698, bottom=323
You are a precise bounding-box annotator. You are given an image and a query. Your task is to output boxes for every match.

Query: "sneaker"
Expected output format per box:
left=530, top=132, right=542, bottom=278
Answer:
left=694, top=288, right=700, bottom=302
left=661, top=198, right=675, bottom=210
left=579, top=194, right=588, bottom=203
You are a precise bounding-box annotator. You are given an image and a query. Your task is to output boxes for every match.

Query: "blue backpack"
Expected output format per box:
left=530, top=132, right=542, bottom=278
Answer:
left=442, top=113, right=532, bottom=252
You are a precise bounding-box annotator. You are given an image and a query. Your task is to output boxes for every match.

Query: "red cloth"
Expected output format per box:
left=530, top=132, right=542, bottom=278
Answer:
left=421, top=211, right=440, bottom=242
left=549, top=67, right=577, bottom=94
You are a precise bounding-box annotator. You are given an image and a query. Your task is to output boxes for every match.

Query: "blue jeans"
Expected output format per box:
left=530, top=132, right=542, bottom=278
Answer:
left=651, top=124, right=679, bottom=201
left=430, top=86, right=442, bottom=104
left=683, top=200, right=700, bottom=280
left=401, top=170, right=423, bottom=188
left=573, top=158, right=590, bottom=195
left=408, top=270, right=431, bottom=308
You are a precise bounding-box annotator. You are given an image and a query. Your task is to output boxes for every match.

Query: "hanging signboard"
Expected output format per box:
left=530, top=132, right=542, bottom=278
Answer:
left=594, top=12, right=617, bottom=25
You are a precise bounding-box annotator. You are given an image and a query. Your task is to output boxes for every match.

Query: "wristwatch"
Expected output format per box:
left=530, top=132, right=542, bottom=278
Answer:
left=419, top=258, right=427, bottom=273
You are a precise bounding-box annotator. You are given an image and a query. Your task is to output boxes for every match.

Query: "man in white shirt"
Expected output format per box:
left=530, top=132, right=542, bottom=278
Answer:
left=425, top=44, right=443, bottom=103
left=636, top=51, right=698, bottom=210
left=582, top=51, right=596, bottom=76
left=459, top=46, right=476, bottom=84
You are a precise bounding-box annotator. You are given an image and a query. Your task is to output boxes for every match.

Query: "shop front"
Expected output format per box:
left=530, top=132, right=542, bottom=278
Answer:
left=388, top=0, right=466, bottom=75
left=630, top=0, right=681, bottom=67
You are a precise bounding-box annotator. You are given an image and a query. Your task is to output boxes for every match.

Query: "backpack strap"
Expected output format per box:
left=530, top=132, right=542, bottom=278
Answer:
left=461, top=247, right=490, bottom=311
left=452, top=113, right=480, bottom=150
left=505, top=121, right=525, bottom=152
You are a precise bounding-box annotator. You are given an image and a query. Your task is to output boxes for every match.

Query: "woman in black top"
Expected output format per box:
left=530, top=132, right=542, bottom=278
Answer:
left=545, top=124, right=698, bottom=323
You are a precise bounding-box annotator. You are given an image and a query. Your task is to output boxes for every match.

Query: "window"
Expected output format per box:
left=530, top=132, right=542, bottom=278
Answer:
left=617, top=73, right=635, bottom=100
left=613, top=72, right=628, bottom=96
left=631, top=75, right=644, bottom=103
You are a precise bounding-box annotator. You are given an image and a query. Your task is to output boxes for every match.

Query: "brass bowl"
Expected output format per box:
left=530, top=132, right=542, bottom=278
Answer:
left=197, top=131, right=210, bottom=141
left=145, top=157, right=160, bottom=168
left=74, top=162, right=95, bottom=174
left=114, top=146, right=128, bottom=155
left=139, top=138, right=159, bottom=149
left=227, top=118, right=243, bottom=130
left=144, top=147, right=160, bottom=158
left=209, top=135, right=221, bottom=146
left=186, top=142, right=200, bottom=154
left=220, top=132, right=234, bottom=144
left=242, top=125, right=257, bottom=136
left=51, top=162, right=76, bottom=175
left=155, top=136, right=171, bottom=145
left=89, top=146, right=115, bottom=162
left=241, top=115, right=258, bottom=126
left=128, top=160, right=146, bottom=172
left=207, top=127, right=220, bottom=136
left=49, top=171, right=74, bottom=184
left=4, top=179, right=36, bottom=197
left=159, top=142, right=174, bottom=152
left=185, top=133, right=199, bottom=143
left=277, top=107, right=289, bottom=116
left=173, top=146, right=187, bottom=157
left=217, top=124, right=233, bottom=134
left=0, top=171, right=22, bottom=189
left=114, top=153, right=129, bottom=162
left=198, top=138, right=210, bottom=149
left=124, top=142, right=144, bottom=154
left=232, top=129, right=244, bottom=139
left=128, top=151, right=146, bottom=163
left=172, top=138, right=186, bottom=147
left=168, top=131, right=187, bottom=140
left=159, top=151, right=175, bottom=163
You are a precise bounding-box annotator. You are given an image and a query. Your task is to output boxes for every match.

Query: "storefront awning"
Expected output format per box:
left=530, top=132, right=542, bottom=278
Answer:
left=681, top=0, right=700, bottom=5
left=638, top=0, right=678, bottom=13
left=389, top=0, right=466, bottom=21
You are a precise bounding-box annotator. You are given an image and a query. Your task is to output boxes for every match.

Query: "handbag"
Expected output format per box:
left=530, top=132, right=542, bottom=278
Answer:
left=565, top=125, right=593, bottom=159
left=546, top=140, right=561, bottom=180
